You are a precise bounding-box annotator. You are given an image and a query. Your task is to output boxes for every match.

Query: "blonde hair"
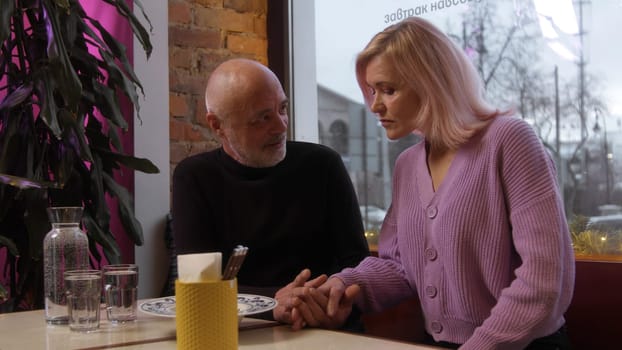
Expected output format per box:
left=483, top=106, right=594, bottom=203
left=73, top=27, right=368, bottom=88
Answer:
left=356, top=17, right=508, bottom=150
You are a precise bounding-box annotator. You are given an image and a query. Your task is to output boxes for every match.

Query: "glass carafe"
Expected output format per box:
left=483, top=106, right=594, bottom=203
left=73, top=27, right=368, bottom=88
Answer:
left=43, top=206, right=89, bottom=324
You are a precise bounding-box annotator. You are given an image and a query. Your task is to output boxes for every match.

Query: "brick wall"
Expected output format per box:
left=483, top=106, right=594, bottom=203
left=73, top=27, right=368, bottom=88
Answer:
left=168, top=0, right=268, bottom=172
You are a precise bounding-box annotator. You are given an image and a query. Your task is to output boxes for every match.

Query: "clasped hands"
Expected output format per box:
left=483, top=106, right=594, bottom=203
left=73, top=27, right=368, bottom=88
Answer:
left=272, top=268, right=360, bottom=330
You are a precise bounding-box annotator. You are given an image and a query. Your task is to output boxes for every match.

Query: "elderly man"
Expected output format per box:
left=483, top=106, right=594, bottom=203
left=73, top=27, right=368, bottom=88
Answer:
left=172, top=58, right=369, bottom=321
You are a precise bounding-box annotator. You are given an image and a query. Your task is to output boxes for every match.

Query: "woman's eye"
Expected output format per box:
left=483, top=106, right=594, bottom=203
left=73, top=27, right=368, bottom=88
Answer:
left=383, top=88, right=395, bottom=95
left=370, top=88, right=377, bottom=96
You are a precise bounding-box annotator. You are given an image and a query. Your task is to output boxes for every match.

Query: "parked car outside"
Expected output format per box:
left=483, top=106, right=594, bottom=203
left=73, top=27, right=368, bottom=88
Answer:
left=360, top=205, right=386, bottom=230
left=587, top=214, right=622, bottom=232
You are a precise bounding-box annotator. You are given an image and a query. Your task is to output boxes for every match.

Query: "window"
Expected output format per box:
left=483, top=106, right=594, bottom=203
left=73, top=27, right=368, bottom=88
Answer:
left=286, top=0, right=622, bottom=259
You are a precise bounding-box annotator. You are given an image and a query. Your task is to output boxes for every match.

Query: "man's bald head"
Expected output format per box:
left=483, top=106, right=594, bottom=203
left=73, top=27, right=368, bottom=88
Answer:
left=204, top=58, right=289, bottom=168
left=205, top=58, right=282, bottom=120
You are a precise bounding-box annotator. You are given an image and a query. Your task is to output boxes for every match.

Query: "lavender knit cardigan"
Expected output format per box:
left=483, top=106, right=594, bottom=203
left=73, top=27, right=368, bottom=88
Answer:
left=335, top=116, right=575, bottom=350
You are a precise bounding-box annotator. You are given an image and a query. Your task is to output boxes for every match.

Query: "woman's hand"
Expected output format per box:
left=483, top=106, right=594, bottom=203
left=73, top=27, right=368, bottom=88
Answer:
left=292, top=277, right=360, bottom=330
left=273, top=269, right=327, bottom=328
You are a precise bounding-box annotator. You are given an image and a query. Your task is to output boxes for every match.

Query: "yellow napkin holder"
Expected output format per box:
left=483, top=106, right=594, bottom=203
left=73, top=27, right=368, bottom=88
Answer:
left=175, top=279, right=238, bottom=350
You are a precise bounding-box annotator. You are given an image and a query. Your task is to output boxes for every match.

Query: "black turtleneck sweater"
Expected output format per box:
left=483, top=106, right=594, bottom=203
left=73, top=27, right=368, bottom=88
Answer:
left=172, top=141, right=370, bottom=298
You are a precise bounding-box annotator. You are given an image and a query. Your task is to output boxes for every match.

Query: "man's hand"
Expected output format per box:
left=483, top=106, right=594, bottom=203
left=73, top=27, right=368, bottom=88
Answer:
left=272, top=269, right=327, bottom=328
left=292, top=277, right=360, bottom=330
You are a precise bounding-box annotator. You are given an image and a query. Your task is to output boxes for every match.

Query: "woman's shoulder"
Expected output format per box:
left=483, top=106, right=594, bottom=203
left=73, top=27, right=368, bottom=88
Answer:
left=478, top=115, right=550, bottom=167
left=487, top=115, right=532, bottom=133
left=482, top=115, right=539, bottom=144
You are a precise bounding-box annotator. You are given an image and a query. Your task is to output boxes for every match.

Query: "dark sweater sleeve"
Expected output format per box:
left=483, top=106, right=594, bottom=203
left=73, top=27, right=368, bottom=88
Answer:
left=172, top=156, right=219, bottom=254
left=323, top=149, right=370, bottom=271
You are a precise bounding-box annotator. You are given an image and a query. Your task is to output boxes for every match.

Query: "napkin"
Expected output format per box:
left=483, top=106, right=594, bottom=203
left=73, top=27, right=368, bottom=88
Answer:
left=177, top=252, right=222, bottom=282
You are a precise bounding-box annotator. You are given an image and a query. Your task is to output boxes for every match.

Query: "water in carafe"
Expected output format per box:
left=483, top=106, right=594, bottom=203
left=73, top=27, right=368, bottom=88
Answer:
left=43, top=207, right=89, bottom=324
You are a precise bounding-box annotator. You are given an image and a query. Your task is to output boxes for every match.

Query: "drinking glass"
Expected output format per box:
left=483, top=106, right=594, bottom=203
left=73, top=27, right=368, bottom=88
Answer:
left=103, top=264, right=139, bottom=323
left=64, top=269, right=102, bottom=332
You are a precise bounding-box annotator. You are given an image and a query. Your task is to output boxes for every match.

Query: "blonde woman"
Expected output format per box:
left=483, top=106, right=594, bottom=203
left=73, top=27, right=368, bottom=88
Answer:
left=277, top=17, right=575, bottom=350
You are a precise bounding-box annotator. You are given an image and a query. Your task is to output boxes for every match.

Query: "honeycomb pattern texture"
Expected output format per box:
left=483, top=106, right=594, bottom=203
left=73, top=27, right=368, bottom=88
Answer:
left=175, top=279, right=238, bottom=349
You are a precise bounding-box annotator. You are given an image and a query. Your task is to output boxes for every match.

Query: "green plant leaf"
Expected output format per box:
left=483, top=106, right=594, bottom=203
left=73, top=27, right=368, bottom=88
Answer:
left=0, top=235, right=19, bottom=256
left=62, top=110, right=94, bottom=164
left=42, top=0, right=83, bottom=112
left=0, top=84, right=34, bottom=110
left=95, top=148, right=159, bottom=174
left=0, top=174, right=62, bottom=189
left=98, top=49, right=141, bottom=116
left=24, top=196, right=51, bottom=260
left=0, top=0, right=14, bottom=44
left=102, top=0, right=153, bottom=59
left=83, top=210, right=121, bottom=260
left=0, top=109, right=21, bottom=172
left=88, top=234, right=103, bottom=265
left=92, top=81, right=128, bottom=130
left=89, top=155, right=109, bottom=229
left=37, top=71, right=62, bottom=139
left=103, top=173, right=144, bottom=245
left=108, top=126, right=123, bottom=153
left=51, top=0, right=71, bottom=11
left=87, top=18, right=143, bottom=93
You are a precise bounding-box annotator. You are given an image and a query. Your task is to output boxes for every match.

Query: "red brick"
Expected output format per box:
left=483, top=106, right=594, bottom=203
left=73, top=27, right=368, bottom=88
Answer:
left=189, top=140, right=220, bottom=156
left=169, top=1, right=192, bottom=25
left=197, top=52, right=233, bottom=73
left=170, top=141, right=192, bottom=164
left=196, top=0, right=222, bottom=7
left=226, top=33, right=267, bottom=57
left=196, top=7, right=254, bottom=33
left=169, top=26, right=222, bottom=49
left=169, top=70, right=183, bottom=94
left=170, top=118, right=186, bottom=141
left=224, top=0, right=251, bottom=12
left=224, top=0, right=266, bottom=13
left=170, top=70, right=209, bottom=96
left=254, top=16, right=267, bottom=37
left=184, top=123, right=208, bottom=142
left=170, top=93, right=190, bottom=118
left=255, top=56, right=268, bottom=66
left=194, top=98, right=209, bottom=128
left=170, top=48, right=194, bottom=70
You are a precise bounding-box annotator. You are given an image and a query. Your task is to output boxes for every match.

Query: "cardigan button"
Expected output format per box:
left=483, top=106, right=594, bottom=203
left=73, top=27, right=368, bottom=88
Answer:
left=431, top=321, right=443, bottom=333
left=424, top=248, right=438, bottom=261
left=426, top=206, right=438, bottom=219
left=425, top=285, right=438, bottom=298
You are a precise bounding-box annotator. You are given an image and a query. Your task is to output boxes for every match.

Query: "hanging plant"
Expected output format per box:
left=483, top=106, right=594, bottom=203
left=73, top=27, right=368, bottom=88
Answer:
left=0, top=0, right=158, bottom=312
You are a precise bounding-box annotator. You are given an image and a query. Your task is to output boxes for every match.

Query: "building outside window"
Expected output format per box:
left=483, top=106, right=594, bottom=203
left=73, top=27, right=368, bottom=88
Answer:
left=288, top=0, right=622, bottom=259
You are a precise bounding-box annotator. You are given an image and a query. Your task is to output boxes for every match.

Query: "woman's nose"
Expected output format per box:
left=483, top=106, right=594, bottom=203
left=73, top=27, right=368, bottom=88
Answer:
left=370, top=96, right=384, bottom=114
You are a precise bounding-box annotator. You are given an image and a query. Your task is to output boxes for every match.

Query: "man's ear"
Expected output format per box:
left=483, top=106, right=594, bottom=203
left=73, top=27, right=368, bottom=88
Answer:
left=206, top=112, right=224, bottom=137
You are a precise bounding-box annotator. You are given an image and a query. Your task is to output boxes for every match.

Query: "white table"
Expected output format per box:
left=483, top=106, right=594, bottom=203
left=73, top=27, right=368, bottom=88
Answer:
left=0, top=304, right=440, bottom=349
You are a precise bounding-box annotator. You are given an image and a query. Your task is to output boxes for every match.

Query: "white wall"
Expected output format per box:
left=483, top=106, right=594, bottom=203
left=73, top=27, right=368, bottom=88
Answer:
left=291, top=0, right=319, bottom=142
left=133, top=1, right=170, bottom=299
